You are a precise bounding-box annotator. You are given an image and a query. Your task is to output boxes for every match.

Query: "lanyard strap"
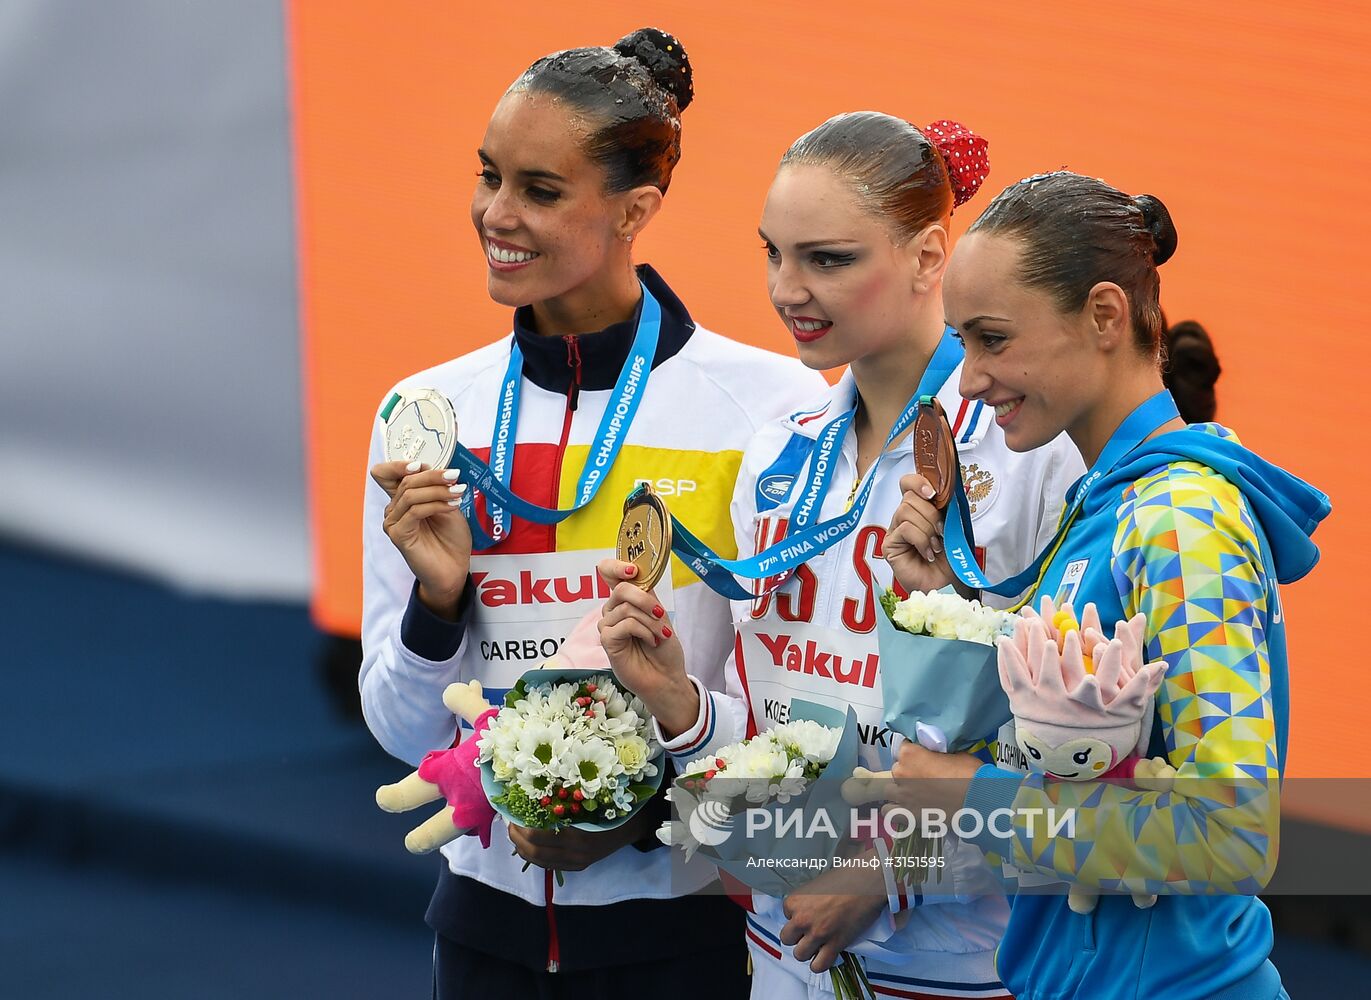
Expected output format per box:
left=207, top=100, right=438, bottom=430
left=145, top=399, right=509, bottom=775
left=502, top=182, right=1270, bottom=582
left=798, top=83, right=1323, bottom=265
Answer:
left=671, top=330, right=965, bottom=599
left=943, top=390, right=1182, bottom=599
left=449, top=282, right=662, bottom=550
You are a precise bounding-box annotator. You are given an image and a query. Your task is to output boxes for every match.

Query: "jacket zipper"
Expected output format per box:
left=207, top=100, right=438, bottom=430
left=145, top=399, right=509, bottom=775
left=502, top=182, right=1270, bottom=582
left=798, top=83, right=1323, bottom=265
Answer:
left=563, top=334, right=582, bottom=413
left=544, top=336, right=581, bottom=552
left=544, top=867, right=561, bottom=972
left=539, top=337, right=580, bottom=970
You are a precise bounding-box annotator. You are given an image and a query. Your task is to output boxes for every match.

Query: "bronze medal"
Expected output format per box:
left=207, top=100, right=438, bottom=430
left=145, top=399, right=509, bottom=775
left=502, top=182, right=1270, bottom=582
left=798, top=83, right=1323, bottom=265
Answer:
left=912, top=397, right=957, bottom=510
left=616, top=483, right=673, bottom=591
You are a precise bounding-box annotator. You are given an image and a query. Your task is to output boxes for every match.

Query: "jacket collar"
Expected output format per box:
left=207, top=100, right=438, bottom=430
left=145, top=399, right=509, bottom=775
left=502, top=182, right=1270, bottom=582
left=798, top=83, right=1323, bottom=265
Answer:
left=511, top=264, right=695, bottom=393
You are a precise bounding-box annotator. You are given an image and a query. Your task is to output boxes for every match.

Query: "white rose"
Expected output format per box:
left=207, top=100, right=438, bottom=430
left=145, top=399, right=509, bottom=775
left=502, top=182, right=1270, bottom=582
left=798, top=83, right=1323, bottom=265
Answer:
left=615, top=735, right=650, bottom=775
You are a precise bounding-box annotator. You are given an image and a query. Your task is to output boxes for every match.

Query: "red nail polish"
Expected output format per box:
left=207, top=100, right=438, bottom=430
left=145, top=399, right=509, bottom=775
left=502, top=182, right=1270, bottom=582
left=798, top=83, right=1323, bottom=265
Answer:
left=652, top=604, right=665, bottom=619
left=624, top=564, right=637, bottom=577
left=661, top=626, right=673, bottom=639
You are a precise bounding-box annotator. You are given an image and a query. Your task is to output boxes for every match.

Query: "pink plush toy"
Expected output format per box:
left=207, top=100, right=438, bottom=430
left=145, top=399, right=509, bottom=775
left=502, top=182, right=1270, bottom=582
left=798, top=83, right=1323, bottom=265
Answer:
left=997, top=597, right=1176, bottom=912
left=375, top=609, right=613, bottom=854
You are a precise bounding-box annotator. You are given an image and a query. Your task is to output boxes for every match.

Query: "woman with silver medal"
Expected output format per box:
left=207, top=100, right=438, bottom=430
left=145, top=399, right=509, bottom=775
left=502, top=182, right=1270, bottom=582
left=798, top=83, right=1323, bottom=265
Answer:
left=360, top=28, right=823, bottom=1000
left=597, top=115, right=1085, bottom=999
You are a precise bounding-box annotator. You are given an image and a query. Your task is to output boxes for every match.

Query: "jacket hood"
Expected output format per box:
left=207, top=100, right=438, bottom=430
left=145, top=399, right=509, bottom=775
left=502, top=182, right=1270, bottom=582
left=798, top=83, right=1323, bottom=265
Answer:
left=1093, top=423, right=1330, bottom=585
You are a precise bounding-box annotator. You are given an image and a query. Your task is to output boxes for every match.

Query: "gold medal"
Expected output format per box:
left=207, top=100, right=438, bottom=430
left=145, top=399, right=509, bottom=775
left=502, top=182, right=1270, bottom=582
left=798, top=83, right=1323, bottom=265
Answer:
left=616, top=483, right=673, bottom=591
left=912, top=397, right=957, bottom=510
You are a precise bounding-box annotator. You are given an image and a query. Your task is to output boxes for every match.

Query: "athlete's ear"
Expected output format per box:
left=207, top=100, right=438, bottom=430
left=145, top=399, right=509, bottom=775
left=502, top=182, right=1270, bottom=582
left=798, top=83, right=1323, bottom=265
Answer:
left=1083, top=281, right=1130, bottom=352
left=906, top=224, right=949, bottom=295
left=619, top=185, right=664, bottom=242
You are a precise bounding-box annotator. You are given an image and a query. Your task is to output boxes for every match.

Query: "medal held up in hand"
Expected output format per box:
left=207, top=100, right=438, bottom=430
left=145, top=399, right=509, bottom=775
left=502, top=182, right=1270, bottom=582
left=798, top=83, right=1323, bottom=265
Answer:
left=617, top=483, right=673, bottom=591
left=381, top=388, right=458, bottom=469
left=912, top=397, right=957, bottom=510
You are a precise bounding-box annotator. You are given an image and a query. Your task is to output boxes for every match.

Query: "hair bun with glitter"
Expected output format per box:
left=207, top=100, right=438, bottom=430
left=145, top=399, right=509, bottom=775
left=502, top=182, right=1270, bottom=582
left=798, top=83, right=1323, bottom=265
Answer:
left=923, top=119, right=990, bottom=208
left=614, top=28, right=693, bottom=113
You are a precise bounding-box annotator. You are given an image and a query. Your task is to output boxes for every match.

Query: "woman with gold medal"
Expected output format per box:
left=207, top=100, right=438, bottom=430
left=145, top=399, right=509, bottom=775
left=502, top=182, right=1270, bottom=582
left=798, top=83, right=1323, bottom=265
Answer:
left=359, top=28, right=823, bottom=1000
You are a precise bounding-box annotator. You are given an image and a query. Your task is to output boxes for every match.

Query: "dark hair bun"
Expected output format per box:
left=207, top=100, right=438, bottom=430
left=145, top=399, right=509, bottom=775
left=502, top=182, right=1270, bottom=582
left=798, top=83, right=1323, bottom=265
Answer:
left=614, top=27, right=693, bottom=113
left=1134, top=194, right=1178, bottom=266
left=1163, top=320, right=1221, bottom=422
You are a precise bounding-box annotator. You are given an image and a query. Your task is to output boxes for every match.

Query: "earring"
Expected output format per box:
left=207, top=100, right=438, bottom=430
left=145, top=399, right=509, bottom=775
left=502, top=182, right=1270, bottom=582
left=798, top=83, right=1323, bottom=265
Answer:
left=625, top=234, right=634, bottom=244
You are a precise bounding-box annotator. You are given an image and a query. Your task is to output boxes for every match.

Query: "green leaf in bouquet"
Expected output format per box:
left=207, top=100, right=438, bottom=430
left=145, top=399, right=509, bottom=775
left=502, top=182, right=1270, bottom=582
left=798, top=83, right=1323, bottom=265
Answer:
left=504, top=678, right=530, bottom=709
left=880, top=587, right=900, bottom=625
left=629, top=783, right=656, bottom=803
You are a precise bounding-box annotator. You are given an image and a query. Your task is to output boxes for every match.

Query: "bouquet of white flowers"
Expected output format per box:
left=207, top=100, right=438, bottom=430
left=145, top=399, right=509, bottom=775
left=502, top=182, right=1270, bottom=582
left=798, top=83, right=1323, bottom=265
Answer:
left=657, top=709, right=872, bottom=999
left=872, top=589, right=1016, bottom=880
left=878, top=588, right=1016, bottom=753
left=476, top=669, right=664, bottom=848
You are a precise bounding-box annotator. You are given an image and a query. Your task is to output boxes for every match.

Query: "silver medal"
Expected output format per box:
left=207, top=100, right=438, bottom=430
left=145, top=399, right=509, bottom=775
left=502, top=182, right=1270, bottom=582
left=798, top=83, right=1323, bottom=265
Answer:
left=382, top=388, right=458, bottom=469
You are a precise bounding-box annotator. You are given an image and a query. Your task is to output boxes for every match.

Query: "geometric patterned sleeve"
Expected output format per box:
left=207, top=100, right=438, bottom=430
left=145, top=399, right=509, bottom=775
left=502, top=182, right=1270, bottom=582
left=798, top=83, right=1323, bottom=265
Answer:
left=997, top=461, right=1280, bottom=894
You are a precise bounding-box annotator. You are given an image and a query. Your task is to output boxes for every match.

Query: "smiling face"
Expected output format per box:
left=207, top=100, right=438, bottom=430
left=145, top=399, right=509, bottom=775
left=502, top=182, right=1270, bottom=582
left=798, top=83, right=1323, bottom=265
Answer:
left=470, top=91, right=629, bottom=309
left=758, top=164, right=922, bottom=371
left=1016, top=731, right=1117, bottom=780
left=943, top=233, right=1111, bottom=453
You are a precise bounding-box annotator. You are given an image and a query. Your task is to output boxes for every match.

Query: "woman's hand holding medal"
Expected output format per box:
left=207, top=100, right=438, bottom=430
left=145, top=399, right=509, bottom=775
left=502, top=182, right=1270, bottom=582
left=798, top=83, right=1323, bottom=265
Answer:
left=371, top=459, right=473, bottom=620
left=883, top=398, right=959, bottom=594
left=596, top=485, right=699, bottom=739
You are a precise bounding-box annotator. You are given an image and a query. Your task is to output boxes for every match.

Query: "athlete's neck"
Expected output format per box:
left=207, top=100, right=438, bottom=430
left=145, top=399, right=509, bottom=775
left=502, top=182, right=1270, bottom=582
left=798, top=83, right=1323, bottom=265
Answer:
left=530, top=262, right=642, bottom=338
left=1069, top=368, right=1182, bottom=466
left=849, top=308, right=946, bottom=461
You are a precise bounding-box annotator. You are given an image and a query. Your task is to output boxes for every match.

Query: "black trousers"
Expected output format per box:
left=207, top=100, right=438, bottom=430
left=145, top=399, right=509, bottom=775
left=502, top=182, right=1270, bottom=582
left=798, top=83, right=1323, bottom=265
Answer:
left=433, top=932, right=752, bottom=1000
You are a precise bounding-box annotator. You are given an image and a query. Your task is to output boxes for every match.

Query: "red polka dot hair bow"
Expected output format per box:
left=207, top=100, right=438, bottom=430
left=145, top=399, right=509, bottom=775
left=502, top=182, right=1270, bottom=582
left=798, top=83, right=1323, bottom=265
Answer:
left=923, top=119, right=990, bottom=209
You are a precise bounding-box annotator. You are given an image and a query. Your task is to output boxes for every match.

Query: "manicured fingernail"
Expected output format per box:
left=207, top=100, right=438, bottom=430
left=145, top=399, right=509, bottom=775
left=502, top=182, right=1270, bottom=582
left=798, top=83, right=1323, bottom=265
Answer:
left=442, top=470, right=461, bottom=481
left=406, top=461, right=422, bottom=473
left=661, top=626, right=673, bottom=639
left=624, top=564, right=637, bottom=577
left=919, top=483, right=936, bottom=500
left=652, top=605, right=665, bottom=619
left=932, top=537, right=943, bottom=553
left=653, top=636, right=660, bottom=647
left=449, top=484, right=466, bottom=495
left=447, top=499, right=462, bottom=507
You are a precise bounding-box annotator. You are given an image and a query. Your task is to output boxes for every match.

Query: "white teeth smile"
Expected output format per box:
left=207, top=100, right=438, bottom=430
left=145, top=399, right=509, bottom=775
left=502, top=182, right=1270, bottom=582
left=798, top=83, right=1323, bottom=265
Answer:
left=995, top=400, right=1022, bottom=417
left=793, top=319, right=829, bottom=332
left=488, top=245, right=538, bottom=264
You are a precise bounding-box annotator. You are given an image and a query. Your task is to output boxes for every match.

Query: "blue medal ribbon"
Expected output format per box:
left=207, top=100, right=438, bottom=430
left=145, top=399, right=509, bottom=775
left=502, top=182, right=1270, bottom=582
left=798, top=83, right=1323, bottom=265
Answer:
left=669, top=329, right=965, bottom=599
left=942, top=389, right=1182, bottom=597
left=448, top=282, right=662, bottom=551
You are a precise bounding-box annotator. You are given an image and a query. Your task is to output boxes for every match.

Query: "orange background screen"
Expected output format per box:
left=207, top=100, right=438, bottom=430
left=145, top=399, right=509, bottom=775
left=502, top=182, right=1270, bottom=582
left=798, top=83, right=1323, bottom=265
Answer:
left=289, top=2, right=1371, bottom=808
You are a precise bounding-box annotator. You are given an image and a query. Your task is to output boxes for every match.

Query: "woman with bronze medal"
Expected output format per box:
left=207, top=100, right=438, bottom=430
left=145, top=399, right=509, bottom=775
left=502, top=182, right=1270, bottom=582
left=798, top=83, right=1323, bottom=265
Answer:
left=359, top=29, right=823, bottom=999
left=597, top=115, right=1085, bottom=998
left=875, top=175, right=1328, bottom=999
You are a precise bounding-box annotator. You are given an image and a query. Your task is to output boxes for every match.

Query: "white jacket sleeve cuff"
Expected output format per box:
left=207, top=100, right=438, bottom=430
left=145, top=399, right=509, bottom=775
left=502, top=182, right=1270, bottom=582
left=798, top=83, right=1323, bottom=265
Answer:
left=653, top=675, right=717, bottom=762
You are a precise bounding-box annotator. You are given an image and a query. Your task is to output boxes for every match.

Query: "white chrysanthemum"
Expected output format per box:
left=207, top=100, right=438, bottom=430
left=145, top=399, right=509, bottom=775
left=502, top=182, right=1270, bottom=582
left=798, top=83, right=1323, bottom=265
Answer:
left=889, top=588, right=1014, bottom=645
left=657, top=819, right=701, bottom=860
left=769, top=758, right=808, bottom=803
left=771, top=719, right=842, bottom=765
left=558, top=738, right=620, bottom=796
left=891, top=598, right=926, bottom=634
left=927, top=609, right=962, bottom=640
left=512, top=720, right=567, bottom=778
left=542, top=683, right=575, bottom=718
left=736, top=740, right=791, bottom=802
